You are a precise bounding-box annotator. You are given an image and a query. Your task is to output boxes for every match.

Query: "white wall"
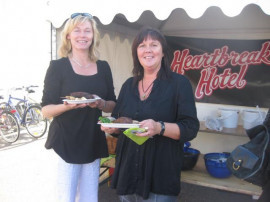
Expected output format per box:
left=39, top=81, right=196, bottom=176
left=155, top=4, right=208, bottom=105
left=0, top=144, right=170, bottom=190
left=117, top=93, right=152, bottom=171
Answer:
left=0, top=0, right=51, bottom=100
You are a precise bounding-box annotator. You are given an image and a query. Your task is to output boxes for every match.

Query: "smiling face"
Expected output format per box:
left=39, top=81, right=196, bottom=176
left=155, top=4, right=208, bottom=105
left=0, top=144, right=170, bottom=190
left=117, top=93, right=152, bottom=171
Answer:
left=137, top=36, right=164, bottom=74
left=67, top=20, right=93, bottom=52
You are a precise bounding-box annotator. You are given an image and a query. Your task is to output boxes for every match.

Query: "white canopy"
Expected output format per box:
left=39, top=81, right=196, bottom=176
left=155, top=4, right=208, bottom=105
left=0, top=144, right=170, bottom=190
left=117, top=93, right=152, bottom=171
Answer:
left=47, top=0, right=270, bottom=40
left=47, top=0, right=270, bottom=27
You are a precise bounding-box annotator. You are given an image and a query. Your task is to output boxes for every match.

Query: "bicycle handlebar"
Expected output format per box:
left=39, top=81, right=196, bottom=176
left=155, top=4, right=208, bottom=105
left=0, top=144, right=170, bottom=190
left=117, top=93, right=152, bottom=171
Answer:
left=14, top=85, right=39, bottom=93
left=25, top=85, right=38, bottom=93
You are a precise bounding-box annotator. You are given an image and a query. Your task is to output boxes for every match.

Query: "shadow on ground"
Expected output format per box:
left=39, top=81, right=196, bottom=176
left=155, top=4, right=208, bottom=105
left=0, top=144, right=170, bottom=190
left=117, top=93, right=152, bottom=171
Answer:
left=98, top=182, right=256, bottom=202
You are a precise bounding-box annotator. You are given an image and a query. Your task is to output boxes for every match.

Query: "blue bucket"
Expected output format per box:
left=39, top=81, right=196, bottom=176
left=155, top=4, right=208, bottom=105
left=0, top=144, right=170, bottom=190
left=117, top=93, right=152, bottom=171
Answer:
left=204, top=153, right=231, bottom=178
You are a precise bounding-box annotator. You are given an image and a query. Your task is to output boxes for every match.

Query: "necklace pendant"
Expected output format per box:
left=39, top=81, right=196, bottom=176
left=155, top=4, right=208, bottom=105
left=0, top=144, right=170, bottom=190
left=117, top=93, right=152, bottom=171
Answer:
left=141, top=94, right=146, bottom=100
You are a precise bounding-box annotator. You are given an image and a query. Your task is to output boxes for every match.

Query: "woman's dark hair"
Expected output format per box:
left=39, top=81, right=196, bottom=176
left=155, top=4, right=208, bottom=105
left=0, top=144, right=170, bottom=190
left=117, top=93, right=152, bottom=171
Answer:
left=132, top=26, right=171, bottom=83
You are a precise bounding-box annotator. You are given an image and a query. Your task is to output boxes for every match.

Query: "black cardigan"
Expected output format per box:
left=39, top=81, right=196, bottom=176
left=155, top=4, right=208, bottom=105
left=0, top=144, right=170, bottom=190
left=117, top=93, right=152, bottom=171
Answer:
left=110, top=72, right=199, bottom=199
left=41, top=57, right=116, bottom=163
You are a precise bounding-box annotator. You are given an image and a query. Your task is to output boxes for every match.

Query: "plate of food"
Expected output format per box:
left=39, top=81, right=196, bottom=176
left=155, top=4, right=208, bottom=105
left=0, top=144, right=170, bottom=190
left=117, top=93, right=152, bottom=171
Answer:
left=62, top=92, right=101, bottom=104
left=63, top=98, right=100, bottom=104
left=98, top=116, right=140, bottom=129
left=99, top=123, right=141, bottom=128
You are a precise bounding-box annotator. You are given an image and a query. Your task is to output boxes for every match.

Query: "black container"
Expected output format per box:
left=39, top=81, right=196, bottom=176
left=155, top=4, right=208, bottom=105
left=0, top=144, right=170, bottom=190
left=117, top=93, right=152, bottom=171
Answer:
left=182, top=148, right=200, bottom=170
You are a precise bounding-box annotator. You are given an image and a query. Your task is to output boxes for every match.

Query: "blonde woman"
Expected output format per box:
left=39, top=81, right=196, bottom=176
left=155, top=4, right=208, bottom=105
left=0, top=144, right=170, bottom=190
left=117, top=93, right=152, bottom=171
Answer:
left=41, top=13, right=116, bottom=202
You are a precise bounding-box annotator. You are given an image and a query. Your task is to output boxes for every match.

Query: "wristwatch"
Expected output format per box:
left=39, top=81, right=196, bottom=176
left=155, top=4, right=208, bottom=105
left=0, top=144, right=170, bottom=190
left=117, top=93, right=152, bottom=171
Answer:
left=158, top=121, right=165, bottom=136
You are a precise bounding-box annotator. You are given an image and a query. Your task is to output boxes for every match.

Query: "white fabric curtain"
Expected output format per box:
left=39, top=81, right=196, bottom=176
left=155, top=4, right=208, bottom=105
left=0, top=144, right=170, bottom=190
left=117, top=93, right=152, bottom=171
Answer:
left=98, top=28, right=134, bottom=96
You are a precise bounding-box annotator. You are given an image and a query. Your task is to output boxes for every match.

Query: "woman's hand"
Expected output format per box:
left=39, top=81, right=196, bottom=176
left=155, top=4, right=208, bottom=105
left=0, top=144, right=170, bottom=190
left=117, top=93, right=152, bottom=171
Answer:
left=88, top=95, right=105, bottom=109
left=63, top=101, right=88, bottom=109
left=88, top=100, right=100, bottom=109
left=137, top=119, right=161, bottom=137
left=100, top=125, right=120, bottom=135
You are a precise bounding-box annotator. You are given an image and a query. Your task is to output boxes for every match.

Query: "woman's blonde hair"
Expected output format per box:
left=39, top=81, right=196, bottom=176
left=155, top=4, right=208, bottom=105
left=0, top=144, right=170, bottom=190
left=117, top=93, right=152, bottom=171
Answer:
left=58, top=15, right=100, bottom=61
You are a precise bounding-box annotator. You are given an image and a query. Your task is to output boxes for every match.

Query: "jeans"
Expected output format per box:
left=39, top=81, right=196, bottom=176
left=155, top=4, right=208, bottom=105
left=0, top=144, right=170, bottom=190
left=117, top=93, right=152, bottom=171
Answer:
left=119, top=192, right=178, bottom=202
left=56, top=155, right=100, bottom=202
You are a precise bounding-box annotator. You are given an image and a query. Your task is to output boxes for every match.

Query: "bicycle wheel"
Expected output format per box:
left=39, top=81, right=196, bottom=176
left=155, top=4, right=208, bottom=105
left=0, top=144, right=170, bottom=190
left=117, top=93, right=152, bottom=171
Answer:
left=0, top=111, right=20, bottom=143
left=25, top=105, right=48, bottom=138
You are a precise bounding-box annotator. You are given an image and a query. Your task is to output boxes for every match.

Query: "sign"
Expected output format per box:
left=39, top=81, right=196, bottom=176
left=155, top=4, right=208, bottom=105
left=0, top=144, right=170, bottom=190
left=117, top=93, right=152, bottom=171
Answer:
left=166, top=36, right=270, bottom=108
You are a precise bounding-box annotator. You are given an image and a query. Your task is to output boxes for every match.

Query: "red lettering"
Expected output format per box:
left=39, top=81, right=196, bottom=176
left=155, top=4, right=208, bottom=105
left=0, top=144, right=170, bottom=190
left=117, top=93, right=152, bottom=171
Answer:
left=235, top=65, right=248, bottom=88
left=219, top=69, right=231, bottom=89
left=227, top=73, right=238, bottom=88
left=195, top=66, right=248, bottom=99
left=191, top=55, right=204, bottom=69
left=184, top=55, right=193, bottom=69
left=230, top=51, right=239, bottom=66
left=203, top=54, right=211, bottom=67
left=209, top=49, right=220, bottom=67
left=217, top=46, right=230, bottom=67
left=195, top=67, right=216, bottom=99
left=255, top=42, right=270, bottom=64
left=230, top=42, right=270, bottom=66
left=171, top=42, right=268, bottom=99
left=246, top=51, right=259, bottom=64
left=212, top=76, right=219, bottom=90
left=170, top=49, right=189, bottom=75
left=238, top=51, right=249, bottom=65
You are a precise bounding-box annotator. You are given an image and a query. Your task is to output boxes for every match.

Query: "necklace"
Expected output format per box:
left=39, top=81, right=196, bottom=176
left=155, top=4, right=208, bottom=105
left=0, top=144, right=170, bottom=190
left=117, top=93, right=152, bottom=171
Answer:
left=141, top=79, right=154, bottom=100
left=71, top=57, right=91, bottom=68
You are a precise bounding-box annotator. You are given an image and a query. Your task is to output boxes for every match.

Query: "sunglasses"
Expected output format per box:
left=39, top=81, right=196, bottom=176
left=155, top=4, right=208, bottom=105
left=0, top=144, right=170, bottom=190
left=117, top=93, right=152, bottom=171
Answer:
left=70, top=13, right=93, bottom=19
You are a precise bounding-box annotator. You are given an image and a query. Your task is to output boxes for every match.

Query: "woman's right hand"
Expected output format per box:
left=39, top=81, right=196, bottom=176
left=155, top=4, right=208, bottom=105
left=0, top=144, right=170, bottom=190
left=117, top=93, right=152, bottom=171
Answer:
left=63, top=101, right=88, bottom=109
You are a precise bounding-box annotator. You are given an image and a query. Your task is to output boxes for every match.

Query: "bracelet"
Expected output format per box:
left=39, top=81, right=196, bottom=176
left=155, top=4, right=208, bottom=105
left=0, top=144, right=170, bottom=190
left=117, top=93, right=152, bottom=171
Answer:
left=158, top=121, right=165, bottom=136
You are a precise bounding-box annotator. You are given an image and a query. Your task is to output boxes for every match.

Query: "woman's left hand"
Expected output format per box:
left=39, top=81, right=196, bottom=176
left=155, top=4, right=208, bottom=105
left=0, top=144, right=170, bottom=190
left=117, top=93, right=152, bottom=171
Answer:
left=88, top=100, right=100, bottom=108
left=137, top=119, right=161, bottom=137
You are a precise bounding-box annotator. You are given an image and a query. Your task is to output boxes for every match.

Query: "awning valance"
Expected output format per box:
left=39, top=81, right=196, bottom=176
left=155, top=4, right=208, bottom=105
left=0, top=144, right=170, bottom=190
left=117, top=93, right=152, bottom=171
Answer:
left=46, top=0, right=270, bottom=28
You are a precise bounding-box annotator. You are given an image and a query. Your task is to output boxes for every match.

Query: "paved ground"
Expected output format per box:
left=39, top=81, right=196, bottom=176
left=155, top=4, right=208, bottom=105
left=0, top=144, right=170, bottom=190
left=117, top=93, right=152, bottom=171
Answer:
left=0, top=132, right=258, bottom=202
left=0, top=133, right=57, bottom=202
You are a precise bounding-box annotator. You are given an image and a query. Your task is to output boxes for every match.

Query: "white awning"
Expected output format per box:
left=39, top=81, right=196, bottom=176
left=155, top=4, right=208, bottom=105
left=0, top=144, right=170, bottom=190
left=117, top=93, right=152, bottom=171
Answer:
left=47, top=0, right=270, bottom=28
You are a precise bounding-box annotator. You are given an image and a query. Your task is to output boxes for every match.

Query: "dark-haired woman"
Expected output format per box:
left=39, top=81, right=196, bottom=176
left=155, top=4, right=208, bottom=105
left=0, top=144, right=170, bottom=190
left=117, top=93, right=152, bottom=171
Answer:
left=101, top=27, right=199, bottom=201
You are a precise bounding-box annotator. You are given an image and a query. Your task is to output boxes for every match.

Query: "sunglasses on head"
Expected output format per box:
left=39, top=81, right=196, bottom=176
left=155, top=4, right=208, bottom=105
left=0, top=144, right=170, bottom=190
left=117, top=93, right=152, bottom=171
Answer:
left=70, top=13, right=93, bottom=19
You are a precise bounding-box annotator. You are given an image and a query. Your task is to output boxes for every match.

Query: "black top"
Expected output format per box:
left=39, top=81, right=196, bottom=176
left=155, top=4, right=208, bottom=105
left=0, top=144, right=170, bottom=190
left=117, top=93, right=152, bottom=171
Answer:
left=110, top=72, right=199, bottom=199
left=41, top=57, right=116, bottom=164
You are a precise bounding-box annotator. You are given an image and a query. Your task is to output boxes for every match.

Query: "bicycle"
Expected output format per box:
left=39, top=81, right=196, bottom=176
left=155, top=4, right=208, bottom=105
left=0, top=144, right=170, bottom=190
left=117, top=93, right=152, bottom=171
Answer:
left=0, top=102, right=20, bottom=143
left=2, top=86, right=48, bottom=138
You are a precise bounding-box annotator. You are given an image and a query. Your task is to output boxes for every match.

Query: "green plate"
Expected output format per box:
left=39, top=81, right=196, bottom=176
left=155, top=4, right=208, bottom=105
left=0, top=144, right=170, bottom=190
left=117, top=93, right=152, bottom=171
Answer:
left=123, top=128, right=149, bottom=145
